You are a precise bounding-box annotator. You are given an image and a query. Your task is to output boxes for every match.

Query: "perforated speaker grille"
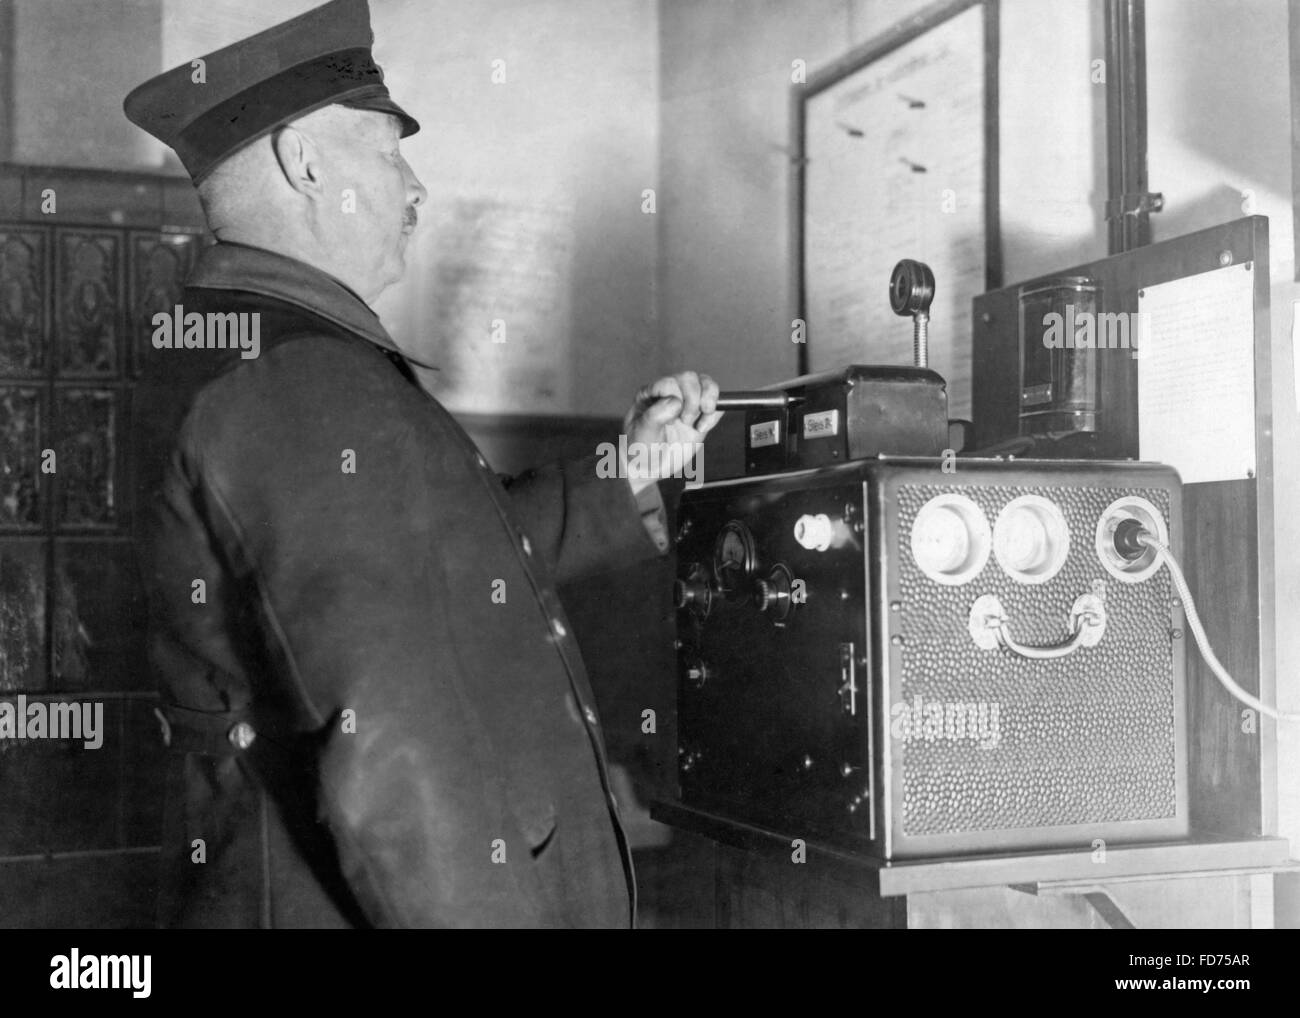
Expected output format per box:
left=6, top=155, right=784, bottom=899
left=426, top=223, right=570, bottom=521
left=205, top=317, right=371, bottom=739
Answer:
left=894, top=483, right=1178, bottom=837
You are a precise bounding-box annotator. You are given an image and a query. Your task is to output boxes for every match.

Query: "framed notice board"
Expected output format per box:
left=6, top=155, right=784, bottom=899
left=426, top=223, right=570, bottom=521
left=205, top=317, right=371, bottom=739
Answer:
left=795, top=0, right=1000, bottom=420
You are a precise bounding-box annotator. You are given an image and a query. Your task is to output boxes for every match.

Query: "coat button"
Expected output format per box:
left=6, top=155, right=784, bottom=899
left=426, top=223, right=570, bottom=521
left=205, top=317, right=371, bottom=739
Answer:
left=476, top=453, right=488, bottom=470
left=520, top=534, right=532, bottom=557
left=584, top=706, right=599, bottom=726
left=551, top=618, right=567, bottom=639
left=228, top=722, right=256, bottom=751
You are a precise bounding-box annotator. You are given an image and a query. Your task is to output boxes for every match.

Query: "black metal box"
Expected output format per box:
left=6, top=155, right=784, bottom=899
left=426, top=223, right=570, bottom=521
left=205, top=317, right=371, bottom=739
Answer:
left=674, top=456, right=1187, bottom=859
left=742, top=365, right=948, bottom=475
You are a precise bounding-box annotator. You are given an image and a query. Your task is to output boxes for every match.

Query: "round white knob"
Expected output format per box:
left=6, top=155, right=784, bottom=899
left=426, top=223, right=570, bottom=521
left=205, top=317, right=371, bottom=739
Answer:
left=793, top=513, right=833, bottom=552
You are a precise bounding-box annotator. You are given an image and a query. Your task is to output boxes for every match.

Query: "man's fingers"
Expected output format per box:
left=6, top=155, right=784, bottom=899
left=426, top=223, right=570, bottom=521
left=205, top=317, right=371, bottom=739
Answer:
left=630, top=371, right=723, bottom=434
left=698, top=373, right=719, bottom=416
left=646, top=396, right=682, bottom=425
left=674, top=372, right=702, bottom=425
left=638, top=376, right=682, bottom=408
left=696, top=409, right=724, bottom=436
left=696, top=373, right=721, bottom=434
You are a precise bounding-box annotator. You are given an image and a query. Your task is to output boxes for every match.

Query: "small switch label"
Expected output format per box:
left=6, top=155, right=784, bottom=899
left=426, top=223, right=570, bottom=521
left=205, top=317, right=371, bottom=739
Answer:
left=749, top=419, right=781, bottom=448
left=802, top=409, right=839, bottom=440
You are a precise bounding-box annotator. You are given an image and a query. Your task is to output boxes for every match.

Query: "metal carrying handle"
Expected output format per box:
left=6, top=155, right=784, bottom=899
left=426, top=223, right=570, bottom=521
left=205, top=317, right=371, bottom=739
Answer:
left=967, top=592, right=1107, bottom=659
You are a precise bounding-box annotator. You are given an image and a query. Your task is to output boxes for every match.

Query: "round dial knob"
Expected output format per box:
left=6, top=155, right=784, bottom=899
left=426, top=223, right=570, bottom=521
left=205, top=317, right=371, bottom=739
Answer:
left=674, top=578, right=710, bottom=608
left=674, top=564, right=715, bottom=617
left=889, top=258, right=936, bottom=316
left=752, top=563, right=795, bottom=622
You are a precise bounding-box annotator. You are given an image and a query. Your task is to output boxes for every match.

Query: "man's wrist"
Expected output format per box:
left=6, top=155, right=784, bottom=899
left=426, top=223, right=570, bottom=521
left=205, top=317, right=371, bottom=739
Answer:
left=632, top=478, right=670, bottom=553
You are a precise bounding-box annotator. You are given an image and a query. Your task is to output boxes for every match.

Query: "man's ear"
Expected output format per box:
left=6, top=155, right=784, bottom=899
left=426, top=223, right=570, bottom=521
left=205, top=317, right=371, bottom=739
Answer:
left=270, top=126, right=324, bottom=197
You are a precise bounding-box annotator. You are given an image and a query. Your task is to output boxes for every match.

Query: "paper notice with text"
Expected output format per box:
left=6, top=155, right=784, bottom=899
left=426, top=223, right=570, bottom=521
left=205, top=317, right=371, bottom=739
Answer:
left=1137, top=263, right=1257, bottom=484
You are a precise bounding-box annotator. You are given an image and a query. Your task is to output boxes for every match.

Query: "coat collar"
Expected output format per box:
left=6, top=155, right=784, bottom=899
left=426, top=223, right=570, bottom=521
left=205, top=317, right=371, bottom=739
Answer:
left=187, top=241, right=400, bottom=354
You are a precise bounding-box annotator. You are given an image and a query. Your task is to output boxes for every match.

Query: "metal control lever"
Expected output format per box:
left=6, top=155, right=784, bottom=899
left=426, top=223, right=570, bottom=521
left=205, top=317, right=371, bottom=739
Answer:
left=715, top=391, right=804, bottom=410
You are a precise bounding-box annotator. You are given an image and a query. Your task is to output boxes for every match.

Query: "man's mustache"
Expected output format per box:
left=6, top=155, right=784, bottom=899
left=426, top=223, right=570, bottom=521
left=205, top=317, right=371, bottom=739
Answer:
left=403, top=208, right=418, bottom=230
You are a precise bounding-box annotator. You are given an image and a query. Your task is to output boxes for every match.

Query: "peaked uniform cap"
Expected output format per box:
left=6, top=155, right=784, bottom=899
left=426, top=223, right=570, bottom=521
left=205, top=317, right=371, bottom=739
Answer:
left=123, top=0, right=419, bottom=183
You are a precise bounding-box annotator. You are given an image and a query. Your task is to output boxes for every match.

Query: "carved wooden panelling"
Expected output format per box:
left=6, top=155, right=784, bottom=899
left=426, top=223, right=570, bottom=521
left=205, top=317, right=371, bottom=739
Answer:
left=0, top=385, right=43, bottom=529
left=54, top=387, right=117, bottom=529
left=0, top=227, right=47, bottom=377
left=56, top=229, right=122, bottom=378
left=0, top=540, right=47, bottom=694
left=129, top=231, right=200, bottom=377
left=0, top=213, right=202, bottom=696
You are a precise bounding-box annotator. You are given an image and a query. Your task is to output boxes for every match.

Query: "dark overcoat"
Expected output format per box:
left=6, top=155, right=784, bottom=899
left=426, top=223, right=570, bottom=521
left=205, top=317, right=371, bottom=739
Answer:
left=134, top=241, right=661, bottom=928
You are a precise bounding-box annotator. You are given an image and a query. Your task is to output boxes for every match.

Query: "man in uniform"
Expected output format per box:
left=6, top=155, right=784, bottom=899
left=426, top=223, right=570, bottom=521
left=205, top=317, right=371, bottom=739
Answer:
left=124, top=0, right=720, bottom=928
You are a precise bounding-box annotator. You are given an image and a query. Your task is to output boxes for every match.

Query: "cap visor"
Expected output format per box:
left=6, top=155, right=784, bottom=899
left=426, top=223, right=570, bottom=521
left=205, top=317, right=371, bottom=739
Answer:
left=341, top=94, right=420, bottom=137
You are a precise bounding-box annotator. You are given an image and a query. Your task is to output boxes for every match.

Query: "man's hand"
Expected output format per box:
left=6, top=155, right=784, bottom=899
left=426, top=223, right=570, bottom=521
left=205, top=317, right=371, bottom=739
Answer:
left=621, top=371, right=723, bottom=496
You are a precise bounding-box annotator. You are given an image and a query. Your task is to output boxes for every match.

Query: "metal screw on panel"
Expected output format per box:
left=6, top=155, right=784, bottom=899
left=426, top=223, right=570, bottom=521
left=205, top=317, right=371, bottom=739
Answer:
left=802, top=754, right=814, bottom=771
left=228, top=723, right=257, bottom=751
left=686, top=662, right=711, bottom=689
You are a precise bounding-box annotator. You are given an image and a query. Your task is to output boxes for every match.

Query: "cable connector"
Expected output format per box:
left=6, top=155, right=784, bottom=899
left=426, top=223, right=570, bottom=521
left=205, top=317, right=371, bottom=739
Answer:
left=1112, top=518, right=1149, bottom=560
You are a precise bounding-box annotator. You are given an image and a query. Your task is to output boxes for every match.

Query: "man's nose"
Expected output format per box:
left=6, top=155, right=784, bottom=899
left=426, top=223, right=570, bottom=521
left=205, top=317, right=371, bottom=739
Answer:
left=405, top=163, right=428, bottom=208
